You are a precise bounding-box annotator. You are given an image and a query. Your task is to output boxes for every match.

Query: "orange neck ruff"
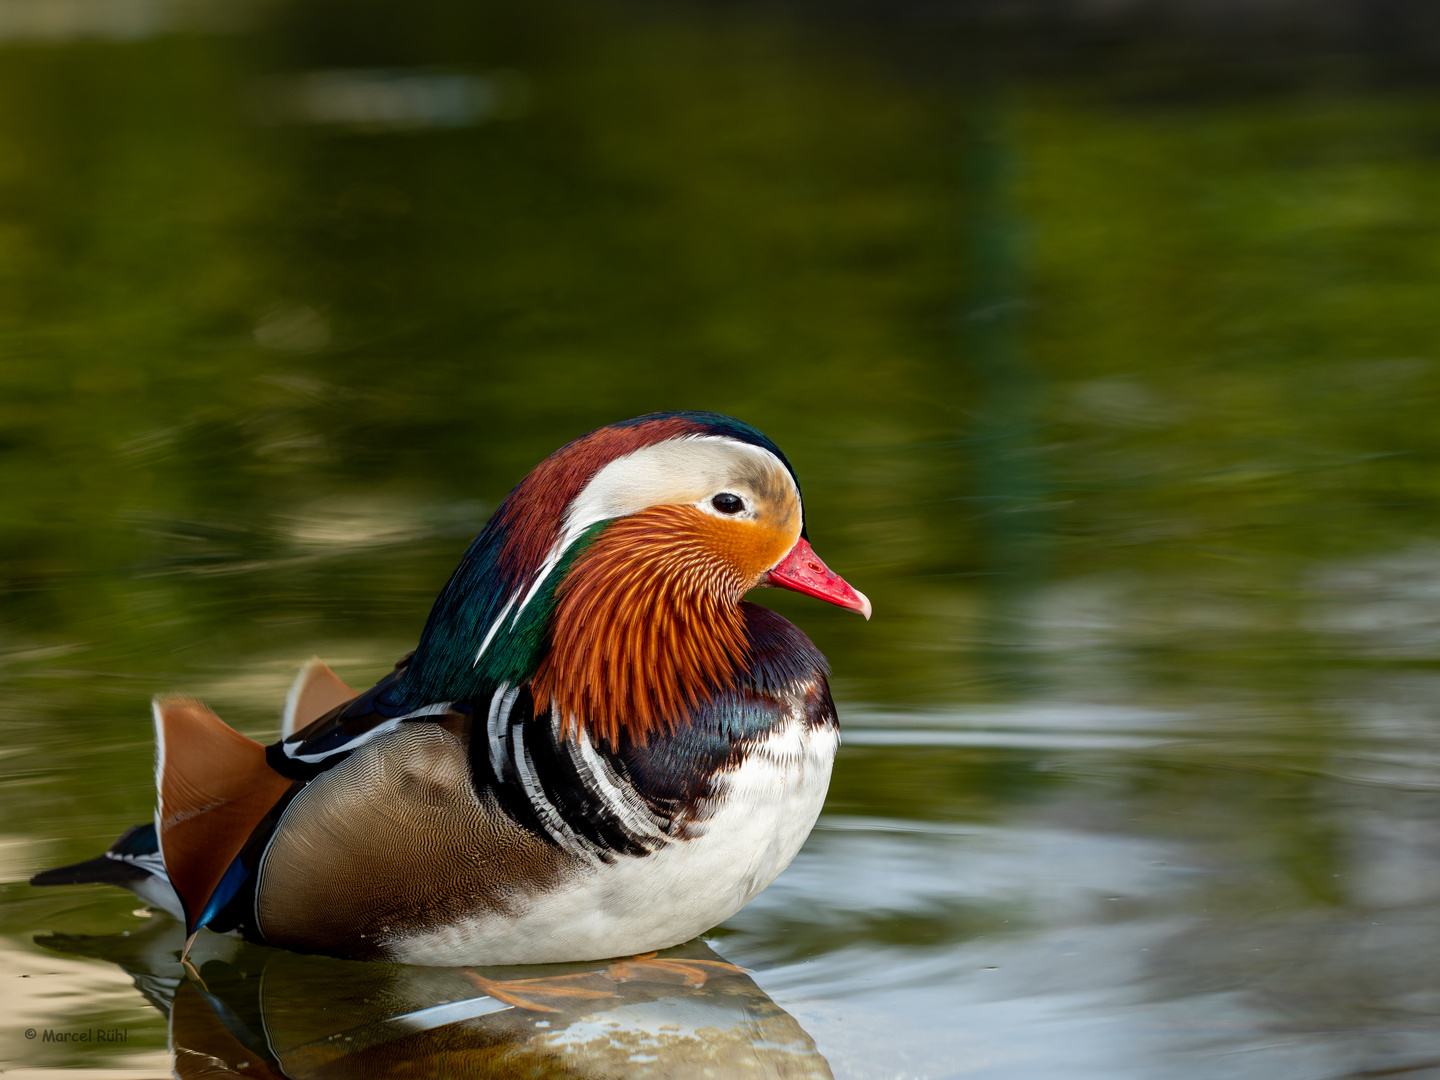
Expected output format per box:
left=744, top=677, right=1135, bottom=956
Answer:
left=533, top=504, right=792, bottom=746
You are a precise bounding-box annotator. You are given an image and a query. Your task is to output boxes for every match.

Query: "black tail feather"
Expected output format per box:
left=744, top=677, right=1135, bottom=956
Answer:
left=30, top=821, right=159, bottom=888
left=31, top=855, right=147, bottom=888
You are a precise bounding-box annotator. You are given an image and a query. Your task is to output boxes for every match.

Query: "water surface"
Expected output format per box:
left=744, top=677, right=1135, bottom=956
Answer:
left=4, top=2, right=1440, bottom=1077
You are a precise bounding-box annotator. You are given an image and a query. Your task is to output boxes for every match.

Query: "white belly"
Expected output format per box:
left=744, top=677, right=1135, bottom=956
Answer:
left=388, top=719, right=838, bottom=966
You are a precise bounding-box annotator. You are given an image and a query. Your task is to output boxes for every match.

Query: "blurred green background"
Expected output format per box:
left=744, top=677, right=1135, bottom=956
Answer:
left=5, top=2, right=1439, bottom=714
left=4, top=1, right=1440, bottom=1075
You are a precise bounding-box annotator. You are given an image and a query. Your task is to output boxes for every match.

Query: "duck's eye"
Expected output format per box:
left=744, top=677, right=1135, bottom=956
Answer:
left=711, top=492, right=745, bottom=515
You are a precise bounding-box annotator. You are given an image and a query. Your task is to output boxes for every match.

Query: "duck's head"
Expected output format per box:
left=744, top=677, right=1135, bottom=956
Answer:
left=399, top=412, right=868, bottom=744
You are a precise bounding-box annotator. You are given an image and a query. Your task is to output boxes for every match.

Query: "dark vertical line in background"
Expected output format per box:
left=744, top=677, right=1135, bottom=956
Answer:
left=961, top=87, right=1048, bottom=691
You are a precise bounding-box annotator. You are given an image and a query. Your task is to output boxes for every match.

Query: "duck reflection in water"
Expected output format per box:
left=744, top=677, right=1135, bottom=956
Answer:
left=37, top=923, right=832, bottom=1079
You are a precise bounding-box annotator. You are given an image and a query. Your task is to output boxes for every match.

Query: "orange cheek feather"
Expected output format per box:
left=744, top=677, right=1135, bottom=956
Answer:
left=701, top=512, right=800, bottom=590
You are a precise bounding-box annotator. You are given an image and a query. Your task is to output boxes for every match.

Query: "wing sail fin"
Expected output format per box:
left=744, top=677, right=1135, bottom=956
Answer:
left=153, top=697, right=293, bottom=936
left=281, top=658, right=357, bottom=739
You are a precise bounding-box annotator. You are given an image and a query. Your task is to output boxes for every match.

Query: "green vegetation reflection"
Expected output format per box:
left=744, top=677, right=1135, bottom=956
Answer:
left=2, top=0, right=1440, bottom=1040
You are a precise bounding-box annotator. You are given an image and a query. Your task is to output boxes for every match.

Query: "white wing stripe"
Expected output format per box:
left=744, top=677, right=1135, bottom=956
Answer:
left=285, top=718, right=403, bottom=763
left=511, top=548, right=564, bottom=621
left=472, top=595, right=516, bottom=666
left=391, top=702, right=454, bottom=721
left=281, top=701, right=453, bottom=762
left=107, top=850, right=168, bottom=880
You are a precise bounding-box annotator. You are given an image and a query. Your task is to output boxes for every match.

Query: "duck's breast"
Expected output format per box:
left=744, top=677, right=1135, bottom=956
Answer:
left=388, top=703, right=838, bottom=966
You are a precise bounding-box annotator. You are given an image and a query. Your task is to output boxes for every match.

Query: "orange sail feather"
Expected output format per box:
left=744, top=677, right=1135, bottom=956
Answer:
left=152, top=698, right=294, bottom=936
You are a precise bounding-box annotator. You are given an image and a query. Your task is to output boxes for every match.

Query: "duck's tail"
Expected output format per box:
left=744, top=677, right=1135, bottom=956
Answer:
left=30, top=821, right=184, bottom=921
left=31, top=661, right=356, bottom=945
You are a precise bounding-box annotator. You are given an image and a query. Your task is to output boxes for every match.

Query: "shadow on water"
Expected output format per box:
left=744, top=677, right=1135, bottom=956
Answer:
left=37, top=924, right=832, bottom=1079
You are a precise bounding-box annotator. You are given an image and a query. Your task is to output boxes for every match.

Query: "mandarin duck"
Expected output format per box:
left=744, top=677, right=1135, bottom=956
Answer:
left=32, top=412, right=869, bottom=966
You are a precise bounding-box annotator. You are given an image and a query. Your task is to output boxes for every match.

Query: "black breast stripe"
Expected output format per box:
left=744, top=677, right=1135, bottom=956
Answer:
left=524, top=712, right=656, bottom=860
left=469, top=686, right=662, bottom=862
left=473, top=684, right=556, bottom=849
left=418, top=604, right=836, bottom=864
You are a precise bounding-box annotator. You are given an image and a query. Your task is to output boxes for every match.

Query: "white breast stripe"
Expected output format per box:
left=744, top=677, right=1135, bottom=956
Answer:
left=511, top=725, right=599, bottom=865
left=567, top=721, right=671, bottom=846
left=486, top=683, right=519, bottom=781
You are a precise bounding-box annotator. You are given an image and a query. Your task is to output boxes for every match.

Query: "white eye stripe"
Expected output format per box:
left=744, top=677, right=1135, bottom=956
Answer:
left=564, top=435, right=795, bottom=537
left=506, top=435, right=797, bottom=623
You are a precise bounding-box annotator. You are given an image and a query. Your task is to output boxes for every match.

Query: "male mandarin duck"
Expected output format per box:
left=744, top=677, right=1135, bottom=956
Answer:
left=32, top=412, right=869, bottom=967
